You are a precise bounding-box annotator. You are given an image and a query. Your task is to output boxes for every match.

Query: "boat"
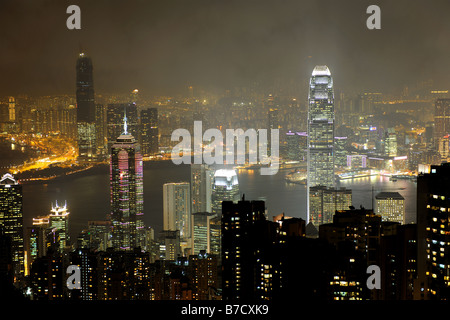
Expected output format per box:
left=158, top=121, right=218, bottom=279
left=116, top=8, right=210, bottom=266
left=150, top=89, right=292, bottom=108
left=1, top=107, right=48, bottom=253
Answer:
left=285, top=170, right=307, bottom=184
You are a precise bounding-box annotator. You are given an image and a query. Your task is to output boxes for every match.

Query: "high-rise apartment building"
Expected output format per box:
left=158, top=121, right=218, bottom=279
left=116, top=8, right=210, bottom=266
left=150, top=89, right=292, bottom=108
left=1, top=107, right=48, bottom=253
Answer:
left=417, top=163, right=450, bottom=299
left=307, top=65, right=335, bottom=226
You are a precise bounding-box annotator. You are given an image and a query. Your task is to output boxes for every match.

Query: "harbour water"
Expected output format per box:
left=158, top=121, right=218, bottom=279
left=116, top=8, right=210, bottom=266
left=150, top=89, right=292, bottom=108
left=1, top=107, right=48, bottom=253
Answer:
left=17, top=161, right=418, bottom=243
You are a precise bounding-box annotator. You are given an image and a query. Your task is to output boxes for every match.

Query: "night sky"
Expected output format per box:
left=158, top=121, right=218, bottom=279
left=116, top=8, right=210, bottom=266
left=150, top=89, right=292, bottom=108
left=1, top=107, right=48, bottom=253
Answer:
left=1, top=0, right=450, bottom=96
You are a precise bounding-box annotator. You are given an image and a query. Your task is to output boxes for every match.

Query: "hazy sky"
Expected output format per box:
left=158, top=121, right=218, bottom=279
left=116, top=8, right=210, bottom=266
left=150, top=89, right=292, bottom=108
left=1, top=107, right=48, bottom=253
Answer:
left=1, top=0, right=450, bottom=97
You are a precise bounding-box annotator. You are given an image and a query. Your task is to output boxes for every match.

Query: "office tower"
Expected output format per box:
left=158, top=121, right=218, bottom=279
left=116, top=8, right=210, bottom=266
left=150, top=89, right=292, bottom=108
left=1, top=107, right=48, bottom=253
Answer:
left=110, top=116, right=144, bottom=251
left=417, top=163, right=450, bottom=299
left=384, top=128, right=398, bottom=157
left=158, top=230, right=181, bottom=261
left=307, top=65, right=335, bottom=225
left=76, top=53, right=97, bottom=162
left=107, top=103, right=139, bottom=151
left=0, top=173, right=24, bottom=280
left=211, top=168, right=240, bottom=214
left=208, top=214, right=221, bottom=256
left=48, top=201, right=70, bottom=253
left=286, top=131, right=307, bottom=161
left=309, top=186, right=352, bottom=226
left=140, top=108, right=159, bottom=156
left=375, top=192, right=405, bottom=224
left=28, top=215, right=50, bottom=267
left=95, top=104, right=107, bottom=157
left=163, top=182, right=191, bottom=250
left=190, top=164, right=214, bottom=214
left=192, top=212, right=215, bottom=255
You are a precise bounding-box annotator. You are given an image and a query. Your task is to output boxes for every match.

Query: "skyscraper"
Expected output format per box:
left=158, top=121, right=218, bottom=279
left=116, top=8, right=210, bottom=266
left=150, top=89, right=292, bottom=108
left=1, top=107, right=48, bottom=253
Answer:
left=211, top=168, right=240, bottom=214
left=110, top=115, right=144, bottom=251
left=0, top=173, right=24, bottom=280
left=163, top=182, right=191, bottom=251
left=140, top=108, right=159, bottom=156
left=190, top=164, right=214, bottom=214
left=307, top=65, right=335, bottom=225
left=48, top=201, right=70, bottom=253
left=76, top=53, right=97, bottom=162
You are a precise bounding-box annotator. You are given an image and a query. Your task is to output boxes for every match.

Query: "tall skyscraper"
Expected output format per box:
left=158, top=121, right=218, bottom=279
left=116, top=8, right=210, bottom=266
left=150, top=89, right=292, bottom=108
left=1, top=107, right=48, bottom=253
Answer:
left=0, top=173, right=24, bottom=280
left=375, top=192, right=405, bottom=224
left=190, top=164, right=214, bottom=214
left=163, top=182, right=191, bottom=251
left=110, top=115, right=144, bottom=251
left=76, top=53, right=97, bottom=162
left=307, top=65, right=335, bottom=225
left=140, top=108, right=159, bottom=156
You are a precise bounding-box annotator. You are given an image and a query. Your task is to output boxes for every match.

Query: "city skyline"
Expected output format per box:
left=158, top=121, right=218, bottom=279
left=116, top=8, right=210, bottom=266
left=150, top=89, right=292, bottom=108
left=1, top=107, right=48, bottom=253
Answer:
left=3, top=0, right=450, bottom=307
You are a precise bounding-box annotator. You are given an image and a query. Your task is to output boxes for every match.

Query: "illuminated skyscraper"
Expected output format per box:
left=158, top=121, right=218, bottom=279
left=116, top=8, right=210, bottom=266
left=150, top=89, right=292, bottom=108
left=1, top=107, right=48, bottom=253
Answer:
left=76, top=53, right=97, bottom=162
left=0, top=173, right=24, bottom=280
left=110, top=115, right=144, bottom=251
left=307, top=65, right=335, bottom=225
left=49, top=201, right=70, bottom=253
left=163, top=182, right=191, bottom=252
left=211, top=168, right=240, bottom=214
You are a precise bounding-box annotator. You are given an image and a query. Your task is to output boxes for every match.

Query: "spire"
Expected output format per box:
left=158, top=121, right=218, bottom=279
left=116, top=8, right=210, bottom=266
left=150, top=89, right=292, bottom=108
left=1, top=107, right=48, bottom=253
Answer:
left=123, top=108, right=128, bottom=135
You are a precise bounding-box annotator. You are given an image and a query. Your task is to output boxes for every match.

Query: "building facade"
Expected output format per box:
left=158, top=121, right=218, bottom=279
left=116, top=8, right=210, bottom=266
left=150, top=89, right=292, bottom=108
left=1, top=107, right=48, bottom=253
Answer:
left=307, top=65, right=335, bottom=226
